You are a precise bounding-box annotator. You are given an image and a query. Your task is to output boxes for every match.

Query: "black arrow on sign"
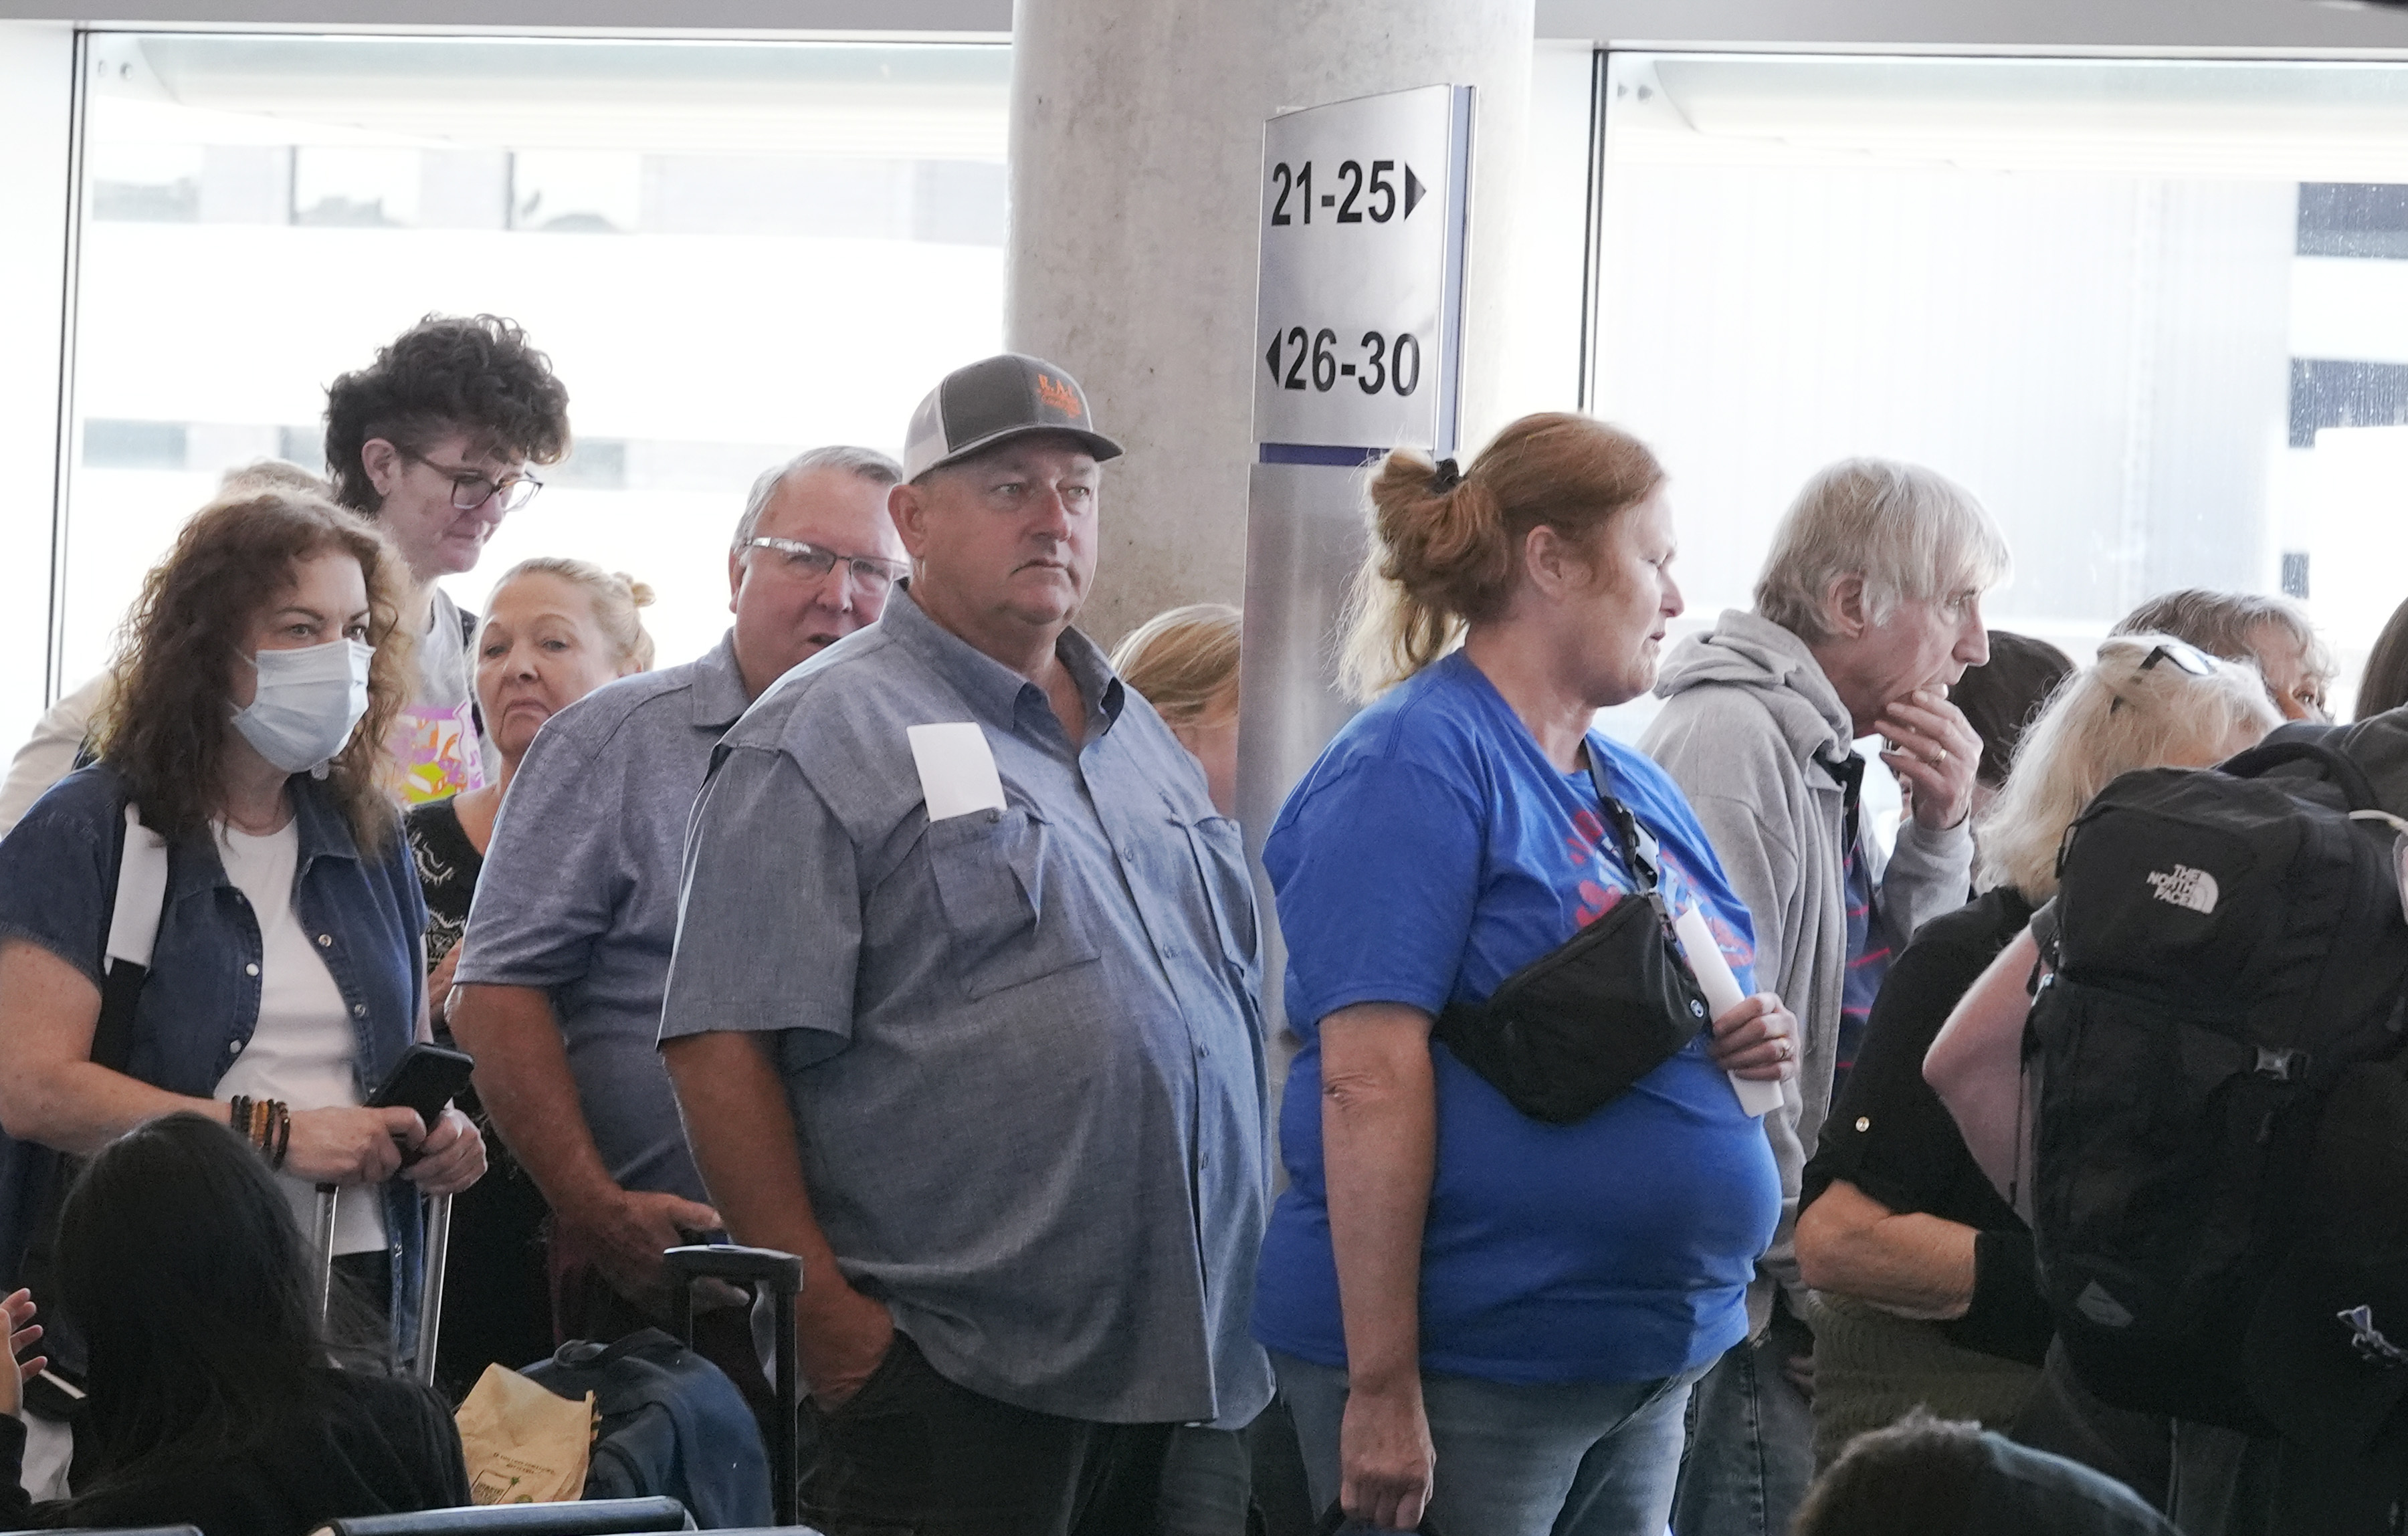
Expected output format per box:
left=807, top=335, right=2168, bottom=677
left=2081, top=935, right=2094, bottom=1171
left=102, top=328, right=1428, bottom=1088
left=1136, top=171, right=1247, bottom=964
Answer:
left=1404, top=165, right=1425, bottom=220
left=1265, top=334, right=1281, bottom=382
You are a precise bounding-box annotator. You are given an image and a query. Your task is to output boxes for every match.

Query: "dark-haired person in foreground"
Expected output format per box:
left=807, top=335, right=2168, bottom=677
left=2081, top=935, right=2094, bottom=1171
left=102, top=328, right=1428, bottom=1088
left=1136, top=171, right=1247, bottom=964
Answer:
left=0, top=487, right=483, bottom=1374
left=1, top=1115, right=472, bottom=1533
left=1792, top=1410, right=2173, bottom=1536
left=660, top=357, right=1268, bottom=1535
left=324, top=312, right=571, bottom=803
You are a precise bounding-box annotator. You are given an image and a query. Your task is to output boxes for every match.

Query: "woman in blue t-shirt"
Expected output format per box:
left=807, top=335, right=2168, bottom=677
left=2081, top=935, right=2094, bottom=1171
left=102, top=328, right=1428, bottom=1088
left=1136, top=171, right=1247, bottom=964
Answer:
left=1256, top=413, right=1795, bottom=1535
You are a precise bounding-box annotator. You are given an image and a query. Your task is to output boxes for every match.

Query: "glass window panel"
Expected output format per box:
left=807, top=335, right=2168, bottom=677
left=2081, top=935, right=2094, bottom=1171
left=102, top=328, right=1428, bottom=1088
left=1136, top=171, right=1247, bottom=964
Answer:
left=52, top=33, right=1008, bottom=719
left=293, top=145, right=421, bottom=226
left=1591, top=52, right=2408, bottom=734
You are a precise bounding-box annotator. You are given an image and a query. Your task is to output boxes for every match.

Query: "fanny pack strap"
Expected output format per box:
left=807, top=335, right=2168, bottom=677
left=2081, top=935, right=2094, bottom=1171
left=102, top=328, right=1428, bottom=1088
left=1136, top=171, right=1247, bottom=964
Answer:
left=1584, top=746, right=1662, bottom=905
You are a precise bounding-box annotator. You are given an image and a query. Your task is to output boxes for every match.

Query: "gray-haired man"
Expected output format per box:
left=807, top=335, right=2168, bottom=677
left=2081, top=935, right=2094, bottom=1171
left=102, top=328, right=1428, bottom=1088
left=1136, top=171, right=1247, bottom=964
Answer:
left=1641, top=457, right=2009, bottom=1536
left=662, top=354, right=1271, bottom=1535
left=448, top=445, right=906, bottom=1388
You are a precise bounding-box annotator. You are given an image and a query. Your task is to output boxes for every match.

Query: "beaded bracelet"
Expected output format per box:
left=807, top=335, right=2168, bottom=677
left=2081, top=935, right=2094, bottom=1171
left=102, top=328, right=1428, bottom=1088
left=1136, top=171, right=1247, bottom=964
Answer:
left=228, top=1095, right=290, bottom=1164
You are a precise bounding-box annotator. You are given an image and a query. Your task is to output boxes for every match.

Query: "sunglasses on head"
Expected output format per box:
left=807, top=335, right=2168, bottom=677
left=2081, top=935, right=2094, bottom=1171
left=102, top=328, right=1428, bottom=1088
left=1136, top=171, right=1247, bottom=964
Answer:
left=2107, top=638, right=2216, bottom=712
left=2136, top=640, right=2216, bottom=677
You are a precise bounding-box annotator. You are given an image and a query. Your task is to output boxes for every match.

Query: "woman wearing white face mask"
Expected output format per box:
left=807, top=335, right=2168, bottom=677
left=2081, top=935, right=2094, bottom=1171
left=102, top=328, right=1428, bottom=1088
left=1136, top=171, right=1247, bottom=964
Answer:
left=0, top=487, right=485, bottom=1375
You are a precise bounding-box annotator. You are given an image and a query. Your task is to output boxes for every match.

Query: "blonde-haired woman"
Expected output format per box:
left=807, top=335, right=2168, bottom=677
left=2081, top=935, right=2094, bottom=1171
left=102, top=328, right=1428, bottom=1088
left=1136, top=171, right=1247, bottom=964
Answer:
left=1112, top=602, right=1241, bottom=815
left=1254, top=413, right=1799, bottom=1534
left=404, top=556, right=649, bottom=1390
left=1811, top=639, right=2277, bottom=1498
left=410, top=558, right=654, bottom=1005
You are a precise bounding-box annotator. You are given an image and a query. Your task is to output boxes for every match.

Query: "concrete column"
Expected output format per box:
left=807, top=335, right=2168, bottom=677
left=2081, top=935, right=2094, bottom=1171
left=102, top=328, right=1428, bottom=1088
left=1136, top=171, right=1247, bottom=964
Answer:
left=1007, top=0, right=1534, bottom=645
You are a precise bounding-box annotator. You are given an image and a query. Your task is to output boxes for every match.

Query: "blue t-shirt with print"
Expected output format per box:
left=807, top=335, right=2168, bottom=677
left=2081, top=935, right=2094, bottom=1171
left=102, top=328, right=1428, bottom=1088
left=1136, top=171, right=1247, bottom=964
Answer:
left=1252, top=651, right=1782, bottom=1384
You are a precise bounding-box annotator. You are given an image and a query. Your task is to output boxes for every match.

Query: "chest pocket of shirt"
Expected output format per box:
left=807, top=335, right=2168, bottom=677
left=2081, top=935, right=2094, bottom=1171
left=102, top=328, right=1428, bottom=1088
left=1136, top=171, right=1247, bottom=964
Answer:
left=1182, top=814, right=1259, bottom=975
left=923, top=805, right=1100, bottom=1000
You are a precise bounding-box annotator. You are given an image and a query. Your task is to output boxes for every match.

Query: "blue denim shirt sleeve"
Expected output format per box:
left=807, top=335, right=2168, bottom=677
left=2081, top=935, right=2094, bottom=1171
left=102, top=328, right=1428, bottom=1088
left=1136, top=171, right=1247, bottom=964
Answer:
left=661, top=740, right=861, bottom=1059
left=0, top=768, right=121, bottom=986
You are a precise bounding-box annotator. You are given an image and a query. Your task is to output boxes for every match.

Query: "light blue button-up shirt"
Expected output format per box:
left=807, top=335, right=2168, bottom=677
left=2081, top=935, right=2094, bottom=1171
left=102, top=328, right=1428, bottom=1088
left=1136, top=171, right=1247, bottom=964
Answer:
left=662, top=585, right=1272, bottom=1428
left=454, top=632, right=752, bottom=1205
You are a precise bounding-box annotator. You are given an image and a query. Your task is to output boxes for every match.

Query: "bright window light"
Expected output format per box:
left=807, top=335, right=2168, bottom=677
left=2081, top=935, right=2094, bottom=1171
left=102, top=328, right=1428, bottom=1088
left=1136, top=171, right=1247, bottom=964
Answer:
left=58, top=32, right=1009, bottom=707
left=1592, top=51, right=2408, bottom=734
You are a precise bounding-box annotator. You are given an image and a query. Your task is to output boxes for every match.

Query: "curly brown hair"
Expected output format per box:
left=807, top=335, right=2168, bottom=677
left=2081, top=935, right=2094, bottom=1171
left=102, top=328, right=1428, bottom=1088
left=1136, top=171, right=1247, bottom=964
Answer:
left=94, top=491, right=415, bottom=850
left=322, top=314, right=571, bottom=514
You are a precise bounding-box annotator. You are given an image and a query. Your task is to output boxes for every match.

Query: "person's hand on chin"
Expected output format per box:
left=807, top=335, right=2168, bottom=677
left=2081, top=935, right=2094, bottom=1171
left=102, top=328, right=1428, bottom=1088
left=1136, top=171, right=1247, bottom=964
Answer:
left=1875, top=687, right=1983, bottom=831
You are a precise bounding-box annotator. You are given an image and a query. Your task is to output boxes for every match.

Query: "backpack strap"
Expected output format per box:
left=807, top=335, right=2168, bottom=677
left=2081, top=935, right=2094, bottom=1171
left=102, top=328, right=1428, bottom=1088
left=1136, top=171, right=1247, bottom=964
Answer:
left=94, top=804, right=167, bottom=1073
left=2223, top=737, right=2380, bottom=812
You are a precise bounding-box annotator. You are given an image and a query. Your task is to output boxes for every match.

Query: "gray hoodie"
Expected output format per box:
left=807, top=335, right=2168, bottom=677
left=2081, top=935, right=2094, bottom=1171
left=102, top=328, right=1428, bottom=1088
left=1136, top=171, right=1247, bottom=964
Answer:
left=1641, top=610, right=1975, bottom=1328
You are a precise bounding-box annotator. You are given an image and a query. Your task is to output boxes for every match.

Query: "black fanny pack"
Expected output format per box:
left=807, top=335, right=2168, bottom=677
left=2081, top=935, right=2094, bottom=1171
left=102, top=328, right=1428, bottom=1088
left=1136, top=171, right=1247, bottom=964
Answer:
left=1431, top=751, right=1711, bottom=1124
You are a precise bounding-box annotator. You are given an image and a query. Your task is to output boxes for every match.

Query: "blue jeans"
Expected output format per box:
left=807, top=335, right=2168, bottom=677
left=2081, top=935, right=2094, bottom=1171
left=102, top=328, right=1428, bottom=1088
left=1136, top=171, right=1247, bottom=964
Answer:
left=1670, top=1333, right=1815, bottom=1536
left=1274, top=1350, right=1708, bottom=1535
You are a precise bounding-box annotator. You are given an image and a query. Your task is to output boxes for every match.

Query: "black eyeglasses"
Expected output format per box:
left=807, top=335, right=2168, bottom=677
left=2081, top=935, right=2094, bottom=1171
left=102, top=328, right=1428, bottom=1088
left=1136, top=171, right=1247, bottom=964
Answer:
left=405, top=449, right=542, bottom=515
left=744, top=536, right=910, bottom=592
left=2138, top=641, right=2215, bottom=677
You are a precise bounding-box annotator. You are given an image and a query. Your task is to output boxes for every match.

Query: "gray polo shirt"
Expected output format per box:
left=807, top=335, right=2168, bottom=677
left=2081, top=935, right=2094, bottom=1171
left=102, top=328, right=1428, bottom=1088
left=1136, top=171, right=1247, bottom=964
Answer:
left=661, top=586, right=1273, bottom=1428
left=454, top=631, right=752, bottom=1206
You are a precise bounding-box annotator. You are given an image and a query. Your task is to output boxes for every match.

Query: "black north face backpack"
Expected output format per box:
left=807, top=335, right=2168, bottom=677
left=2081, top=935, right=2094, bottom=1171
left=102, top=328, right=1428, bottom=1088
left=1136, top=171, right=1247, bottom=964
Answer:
left=2029, top=739, right=2408, bottom=1430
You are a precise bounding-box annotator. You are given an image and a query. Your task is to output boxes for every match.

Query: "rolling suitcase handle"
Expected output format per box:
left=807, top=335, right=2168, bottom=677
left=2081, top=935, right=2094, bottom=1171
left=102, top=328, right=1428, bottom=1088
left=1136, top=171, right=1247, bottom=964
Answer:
left=412, top=1192, right=454, bottom=1386
left=310, top=1184, right=456, bottom=1387
left=662, top=1244, right=805, bottom=1527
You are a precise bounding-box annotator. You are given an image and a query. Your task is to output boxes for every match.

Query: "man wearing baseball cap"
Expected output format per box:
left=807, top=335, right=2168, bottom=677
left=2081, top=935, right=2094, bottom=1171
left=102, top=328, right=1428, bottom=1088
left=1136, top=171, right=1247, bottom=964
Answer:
left=660, top=354, right=1272, bottom=1535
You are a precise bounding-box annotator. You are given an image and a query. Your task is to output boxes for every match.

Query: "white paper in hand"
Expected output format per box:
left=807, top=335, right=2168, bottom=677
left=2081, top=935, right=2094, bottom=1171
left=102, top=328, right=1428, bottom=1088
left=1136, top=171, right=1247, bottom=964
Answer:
left=1673, top=904, right=1787, bottom=1119
left=907, top=722, right=1007, bottom=822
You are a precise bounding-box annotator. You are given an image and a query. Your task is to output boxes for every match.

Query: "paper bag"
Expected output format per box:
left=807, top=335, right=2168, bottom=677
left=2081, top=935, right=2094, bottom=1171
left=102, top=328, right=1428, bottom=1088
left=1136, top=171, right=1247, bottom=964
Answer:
left=454, top=1361, right=595, bottom=1505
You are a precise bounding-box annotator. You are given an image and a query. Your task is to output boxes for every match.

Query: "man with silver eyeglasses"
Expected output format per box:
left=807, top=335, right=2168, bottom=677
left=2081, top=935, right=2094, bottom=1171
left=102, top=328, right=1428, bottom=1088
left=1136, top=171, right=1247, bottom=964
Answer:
left=447, top=445, right=906, bottom=1423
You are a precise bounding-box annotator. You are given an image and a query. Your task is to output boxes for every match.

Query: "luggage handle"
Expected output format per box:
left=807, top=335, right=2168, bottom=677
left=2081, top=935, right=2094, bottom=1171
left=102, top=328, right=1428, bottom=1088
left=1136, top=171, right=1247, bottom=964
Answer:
left=660, top=1244, right=803, bottom=1296
left=662, top=1244, right=803, bottom=1527
left=2223, top=738, right=2381, bottom=812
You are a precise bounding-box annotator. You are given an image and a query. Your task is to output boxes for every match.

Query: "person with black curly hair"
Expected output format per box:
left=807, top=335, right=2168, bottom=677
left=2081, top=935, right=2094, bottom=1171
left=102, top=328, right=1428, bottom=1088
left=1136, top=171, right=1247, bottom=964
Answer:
left=323, top=314, right=572, bottom=805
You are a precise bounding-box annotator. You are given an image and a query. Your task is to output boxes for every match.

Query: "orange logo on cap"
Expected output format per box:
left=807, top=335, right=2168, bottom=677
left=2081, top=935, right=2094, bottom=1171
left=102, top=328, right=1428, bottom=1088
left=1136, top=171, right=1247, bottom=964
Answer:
left=1034, top=373, right=1082, bottom=417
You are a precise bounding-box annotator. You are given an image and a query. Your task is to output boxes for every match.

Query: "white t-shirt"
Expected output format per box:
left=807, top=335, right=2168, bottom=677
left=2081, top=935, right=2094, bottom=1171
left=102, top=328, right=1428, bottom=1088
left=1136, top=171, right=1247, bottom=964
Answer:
left=213, top=818, right=390, bottom=1256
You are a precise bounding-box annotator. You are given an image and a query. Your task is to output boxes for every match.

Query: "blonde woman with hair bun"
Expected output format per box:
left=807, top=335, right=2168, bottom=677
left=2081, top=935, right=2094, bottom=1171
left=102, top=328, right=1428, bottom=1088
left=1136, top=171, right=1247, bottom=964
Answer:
left=1813, top=639, right=2278, bottom=1472
left=401, top=556, right=650, bottom=1392
left=1255, top=412, right=1800, bottom=1535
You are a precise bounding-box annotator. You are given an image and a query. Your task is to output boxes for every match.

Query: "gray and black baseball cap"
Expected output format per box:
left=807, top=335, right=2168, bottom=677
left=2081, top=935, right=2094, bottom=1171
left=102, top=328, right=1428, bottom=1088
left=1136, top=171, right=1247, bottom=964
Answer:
left=901, top=353, right=1124, bottom=483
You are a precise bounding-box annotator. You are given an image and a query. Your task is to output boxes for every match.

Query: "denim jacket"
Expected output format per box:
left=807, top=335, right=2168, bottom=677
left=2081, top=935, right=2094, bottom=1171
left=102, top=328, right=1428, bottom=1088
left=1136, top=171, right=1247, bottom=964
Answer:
left=0, top=764, right=429, bottom=1355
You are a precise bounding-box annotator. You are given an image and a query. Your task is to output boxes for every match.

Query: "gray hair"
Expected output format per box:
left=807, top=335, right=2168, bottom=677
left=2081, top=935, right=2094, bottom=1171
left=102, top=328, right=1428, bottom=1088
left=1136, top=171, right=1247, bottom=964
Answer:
left=1754, top=458, right=2011, bottom=644
left=2110, top=588, right=2332, bottom=693
left=731, top=445, right=902, bottom=553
